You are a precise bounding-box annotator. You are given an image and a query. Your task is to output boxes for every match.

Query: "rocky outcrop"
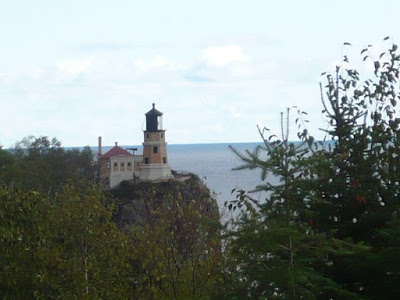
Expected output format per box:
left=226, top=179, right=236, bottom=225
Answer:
left=110, top=173, right=219, bottom=227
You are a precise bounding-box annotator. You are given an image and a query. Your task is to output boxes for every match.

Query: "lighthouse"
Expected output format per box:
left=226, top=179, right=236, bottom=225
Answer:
left=140, top=103, right=173, bottom=181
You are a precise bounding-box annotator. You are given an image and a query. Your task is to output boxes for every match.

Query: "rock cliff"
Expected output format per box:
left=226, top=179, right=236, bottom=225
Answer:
left=110, top=173, right=219, bottom=227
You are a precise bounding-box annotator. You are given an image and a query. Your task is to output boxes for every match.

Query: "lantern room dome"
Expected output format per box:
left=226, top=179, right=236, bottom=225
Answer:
left=145, top=103, right=164, bottom=132
left=145, top=103, right=163, bottom=116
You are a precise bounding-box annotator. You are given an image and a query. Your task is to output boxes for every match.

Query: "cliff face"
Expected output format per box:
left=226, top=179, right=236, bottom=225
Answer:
left=110, top=174, right=219, bottom=227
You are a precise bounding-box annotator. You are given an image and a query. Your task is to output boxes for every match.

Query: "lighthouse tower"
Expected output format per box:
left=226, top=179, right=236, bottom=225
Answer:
left=140, top=103, right=173, bottom=181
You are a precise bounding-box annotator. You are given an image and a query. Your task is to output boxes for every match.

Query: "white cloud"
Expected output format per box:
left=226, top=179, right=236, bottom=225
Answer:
left=202, top=45, right=249, bottom=67
left=56, top=58, right=94, bottom=75
left=133, top=55, right=175, bottom=72
left=228, top=105, right=242, bottom=118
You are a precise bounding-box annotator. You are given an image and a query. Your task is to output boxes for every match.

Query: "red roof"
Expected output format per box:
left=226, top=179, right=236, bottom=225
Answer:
left=99, top=145, right=133, bottom=159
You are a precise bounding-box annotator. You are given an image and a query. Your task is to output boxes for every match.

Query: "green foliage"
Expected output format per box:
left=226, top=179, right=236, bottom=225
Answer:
left=227, top=110, right=359, bottom=299
left=0, top=148, right=16, bottom=184
left=227, top=39, right=400, bottom=299
left=0, top=136, right=96, bottom=193
left=0, top=184, right=133, bottom=299
left=311, top=39, right=400, bottom=298
left=0, top=138, right=226, bottom=299
left=128, top=188, right=224, bottom=299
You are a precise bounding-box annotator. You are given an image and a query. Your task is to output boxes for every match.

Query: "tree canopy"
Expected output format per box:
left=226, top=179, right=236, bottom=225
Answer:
left=226, top=39, right=400, bottom=299
left=0, top=136, right=96, bottom=193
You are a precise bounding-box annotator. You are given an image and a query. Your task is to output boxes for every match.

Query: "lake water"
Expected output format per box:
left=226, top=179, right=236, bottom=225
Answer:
left=98, top=142, right=271, bottom=213
left=168, top=143, right=265, bottom=209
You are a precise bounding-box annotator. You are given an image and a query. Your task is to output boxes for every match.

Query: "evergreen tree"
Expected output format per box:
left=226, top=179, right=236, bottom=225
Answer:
left=226, top=38, right=400, bottom=299
left=227, top=110, right=359, bottom=299
left=308, top=39, right=400, bottom=298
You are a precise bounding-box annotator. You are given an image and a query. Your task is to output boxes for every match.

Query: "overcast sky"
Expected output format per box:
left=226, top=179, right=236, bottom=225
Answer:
left=0, top=0, right=399, bottom=147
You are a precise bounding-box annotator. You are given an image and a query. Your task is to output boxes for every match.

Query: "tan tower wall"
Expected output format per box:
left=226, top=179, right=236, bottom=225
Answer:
left=140, top=130, right=172, bottom=181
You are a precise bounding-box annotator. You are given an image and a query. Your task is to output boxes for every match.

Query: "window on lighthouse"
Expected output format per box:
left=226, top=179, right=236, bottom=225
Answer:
left=153, top=146, right=158, bottom=153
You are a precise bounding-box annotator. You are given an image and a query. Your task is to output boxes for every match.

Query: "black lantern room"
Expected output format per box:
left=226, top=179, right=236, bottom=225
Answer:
left=145, top=103, right=164, bottom=132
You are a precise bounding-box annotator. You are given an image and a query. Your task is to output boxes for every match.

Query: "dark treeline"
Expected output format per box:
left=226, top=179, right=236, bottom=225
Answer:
left=0, top=136, right=96, bottom=193
left=1, top=39, right=400, bottom=299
